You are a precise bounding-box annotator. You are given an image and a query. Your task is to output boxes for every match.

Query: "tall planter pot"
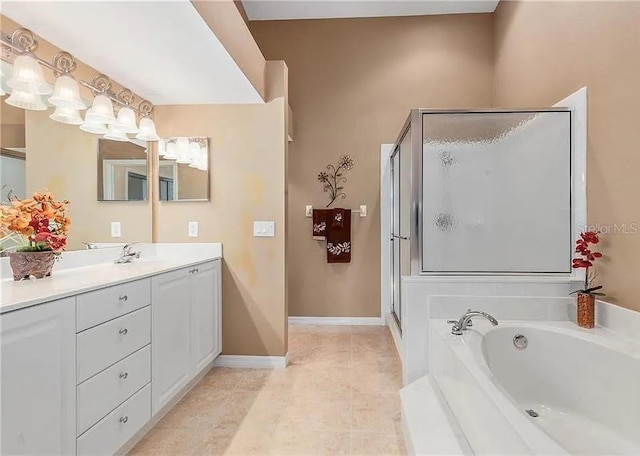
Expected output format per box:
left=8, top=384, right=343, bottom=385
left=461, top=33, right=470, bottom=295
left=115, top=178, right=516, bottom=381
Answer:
left=576, top=292, right=595, bottom=329
left=9, top=251, right=56, bottom=281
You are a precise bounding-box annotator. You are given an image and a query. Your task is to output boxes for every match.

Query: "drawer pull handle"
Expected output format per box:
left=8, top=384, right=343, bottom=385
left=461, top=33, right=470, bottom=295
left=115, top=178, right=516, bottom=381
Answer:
left=119, top=416, right=128, bottom=424
left=119, top=372, right=128, bottom=379
left=119, top=295, right=128, bottom=302
left=190, top=268, right=199, bottom=274
left=119, top=328, right=128, bottom=335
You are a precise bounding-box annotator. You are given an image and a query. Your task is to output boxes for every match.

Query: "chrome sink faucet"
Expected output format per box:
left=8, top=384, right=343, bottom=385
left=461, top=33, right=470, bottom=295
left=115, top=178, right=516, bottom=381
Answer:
left=114, top=243, right=141, bottom=264
left=448, top=310, right=498, bottom=335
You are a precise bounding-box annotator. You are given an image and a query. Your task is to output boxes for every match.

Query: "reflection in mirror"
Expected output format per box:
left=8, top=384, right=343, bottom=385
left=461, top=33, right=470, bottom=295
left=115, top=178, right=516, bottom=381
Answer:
left=98, top=138, right=149, bottom=201
left=159, top=137, right=209, bottom=201
left=0, top=60, right=26, bottom=200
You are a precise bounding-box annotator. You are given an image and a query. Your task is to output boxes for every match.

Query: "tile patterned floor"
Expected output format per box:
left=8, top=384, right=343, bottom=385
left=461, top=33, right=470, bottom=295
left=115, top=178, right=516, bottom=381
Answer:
left=131, top=324, right=406, bottom=455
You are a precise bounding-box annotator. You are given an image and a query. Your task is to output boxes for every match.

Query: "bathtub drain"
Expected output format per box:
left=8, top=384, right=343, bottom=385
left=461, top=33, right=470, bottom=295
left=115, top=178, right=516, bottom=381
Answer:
left=525, top=409, right=539, bottom=418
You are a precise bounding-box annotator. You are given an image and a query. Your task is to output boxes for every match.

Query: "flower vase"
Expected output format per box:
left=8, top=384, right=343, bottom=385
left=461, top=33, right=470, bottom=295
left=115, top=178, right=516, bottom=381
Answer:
left=576, top=292, right=595, bottom=329
left=9, top=251, right=56, bottom=281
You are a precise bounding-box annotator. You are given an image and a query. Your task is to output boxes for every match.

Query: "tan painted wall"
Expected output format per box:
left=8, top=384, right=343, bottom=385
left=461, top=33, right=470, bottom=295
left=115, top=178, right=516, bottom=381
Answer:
left=153, top=62, right=288, bottom=356
left=25, top=110, right=152, bottom=250
left=493, top=1, right=640, bottom=312
left=250, top=15, right=494, bottom=317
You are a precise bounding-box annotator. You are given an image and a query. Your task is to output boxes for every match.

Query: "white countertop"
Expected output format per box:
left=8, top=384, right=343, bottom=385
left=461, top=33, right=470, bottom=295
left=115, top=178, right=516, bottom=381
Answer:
left=0, top=243, right=222, bottom=314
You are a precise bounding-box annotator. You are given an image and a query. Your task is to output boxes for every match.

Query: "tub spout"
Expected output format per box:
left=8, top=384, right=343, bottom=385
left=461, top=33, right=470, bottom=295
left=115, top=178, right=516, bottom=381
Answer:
left=450, top=310, right=498, bottom=335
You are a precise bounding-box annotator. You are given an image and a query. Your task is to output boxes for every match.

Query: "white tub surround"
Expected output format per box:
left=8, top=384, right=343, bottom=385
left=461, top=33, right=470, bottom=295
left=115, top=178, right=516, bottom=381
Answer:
left=429, top=319, right=640, bottom=455
left=401, top=279, right=578, bottom=383
left=0, top=243, right=222, bottom=455
left=0, top=243, right=222, bottom=313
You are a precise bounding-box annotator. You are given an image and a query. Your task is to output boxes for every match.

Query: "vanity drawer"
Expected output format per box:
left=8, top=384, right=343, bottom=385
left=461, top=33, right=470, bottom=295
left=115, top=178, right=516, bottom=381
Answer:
left=77, top=345, right=151, bottom=436
left=76, top=384, right=151, bottom=456
left=77, top=279, right=150, bottom=332
left=77, top=307, right=150, bottom=383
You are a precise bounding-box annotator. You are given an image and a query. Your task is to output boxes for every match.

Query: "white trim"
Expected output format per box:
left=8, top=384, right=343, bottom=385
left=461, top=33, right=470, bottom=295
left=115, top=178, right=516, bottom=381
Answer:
left=385, top=313, right=402, bottom=361
left=213, top=353, right=289, bottom=368
left=288, top=316, right=384, bottom=326
left=381, top=144, right=394, bottom=321
left=554, top=87, right=588, bottom=285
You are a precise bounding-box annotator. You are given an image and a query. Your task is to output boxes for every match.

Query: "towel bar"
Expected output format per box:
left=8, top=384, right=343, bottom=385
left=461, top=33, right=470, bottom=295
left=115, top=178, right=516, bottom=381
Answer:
left=305, top=205, right=367, bottom=217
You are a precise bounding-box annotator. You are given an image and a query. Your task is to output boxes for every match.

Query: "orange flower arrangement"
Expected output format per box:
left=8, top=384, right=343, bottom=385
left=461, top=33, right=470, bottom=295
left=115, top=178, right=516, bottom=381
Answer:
left=1, top=190, right=70, bottom=254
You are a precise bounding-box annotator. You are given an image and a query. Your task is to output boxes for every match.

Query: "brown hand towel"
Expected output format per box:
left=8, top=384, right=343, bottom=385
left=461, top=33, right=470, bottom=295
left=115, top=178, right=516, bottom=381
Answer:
left=312, top=209, right=329, bottom=240
left=326, top=208, right=351, bottom=263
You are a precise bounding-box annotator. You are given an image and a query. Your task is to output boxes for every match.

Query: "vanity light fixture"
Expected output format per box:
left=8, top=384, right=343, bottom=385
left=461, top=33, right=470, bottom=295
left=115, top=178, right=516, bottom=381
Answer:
left=112, top=89, right=138, bottom=134
left=104, top=123, right=130, bottom=142
left=0, top=68, right=5, bottom=96
left=50, top=105, right=84, bottom=125
left=156, top=139, right=167, bottom=156
left=5, top=88, right=47, bottom=110
left=79, top=109, right=108, bottom=135
left=135, top=101, right=161, bottom=141
left=1, top=27, right=161, bottom=140
left=164, top=141, right=179, bottom=159
left=8, top=53, right=52, bottom=96
left=175, top=137, right=191, bottom=164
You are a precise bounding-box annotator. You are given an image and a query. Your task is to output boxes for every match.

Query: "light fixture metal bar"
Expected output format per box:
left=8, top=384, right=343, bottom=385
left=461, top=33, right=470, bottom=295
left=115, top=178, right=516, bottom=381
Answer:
left=1, top=28, right=154, bottom=117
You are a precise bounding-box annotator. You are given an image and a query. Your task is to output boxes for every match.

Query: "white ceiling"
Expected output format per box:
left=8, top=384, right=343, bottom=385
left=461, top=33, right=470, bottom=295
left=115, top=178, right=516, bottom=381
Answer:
left=2, top=1, right=264, bottom=105
left=243, top=0, right=500, bottom=21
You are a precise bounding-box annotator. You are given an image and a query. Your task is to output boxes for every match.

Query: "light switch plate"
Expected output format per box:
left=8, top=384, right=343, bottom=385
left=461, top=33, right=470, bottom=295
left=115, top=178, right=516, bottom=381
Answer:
left=359, top=205, right=367, bottom=217
left=305, top=205, right=313, bottom=217
left=253, top=221, right=275, bottom=237
left=110, top=222, right=122, bottom=238
left=188, top=221, right=199, bottom=238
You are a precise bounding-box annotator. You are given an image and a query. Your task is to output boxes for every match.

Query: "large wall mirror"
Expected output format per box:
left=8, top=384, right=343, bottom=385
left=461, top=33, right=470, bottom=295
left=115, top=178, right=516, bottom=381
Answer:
left=158, top=136, right=209, bottom=201
left=98, top=138, right=149, bottom=201
left=0, top=57, right=153, bottom=251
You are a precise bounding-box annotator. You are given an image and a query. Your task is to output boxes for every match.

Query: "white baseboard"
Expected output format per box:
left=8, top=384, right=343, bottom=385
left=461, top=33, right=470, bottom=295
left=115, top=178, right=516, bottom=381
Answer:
left=288, top=316, right=384, bottom=326
left=213, top=353, right=289, bottom=369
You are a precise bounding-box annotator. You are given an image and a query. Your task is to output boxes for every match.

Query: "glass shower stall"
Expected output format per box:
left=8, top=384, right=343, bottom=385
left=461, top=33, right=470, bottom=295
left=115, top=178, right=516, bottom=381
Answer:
left=389, top=109, right=573, bottom=326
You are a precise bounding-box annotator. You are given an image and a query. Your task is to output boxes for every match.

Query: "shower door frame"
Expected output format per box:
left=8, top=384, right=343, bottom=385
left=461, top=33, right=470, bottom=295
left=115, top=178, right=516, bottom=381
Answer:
left=408, top=107, right=577, bottom=277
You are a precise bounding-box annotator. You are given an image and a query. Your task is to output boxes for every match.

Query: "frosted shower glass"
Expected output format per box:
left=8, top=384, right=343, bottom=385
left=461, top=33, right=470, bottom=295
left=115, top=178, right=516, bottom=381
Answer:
left=422, top=111, right=571, bottom=273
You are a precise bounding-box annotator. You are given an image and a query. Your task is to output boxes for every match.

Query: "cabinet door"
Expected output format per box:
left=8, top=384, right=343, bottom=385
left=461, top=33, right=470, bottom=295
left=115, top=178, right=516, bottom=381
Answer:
left=213, top=260, right=222, bottom=357
left=190, top=261, right=218, bottom=373
left=151, top=268, right=191, bottom=415
left=1, top=298, right=76, bottom=455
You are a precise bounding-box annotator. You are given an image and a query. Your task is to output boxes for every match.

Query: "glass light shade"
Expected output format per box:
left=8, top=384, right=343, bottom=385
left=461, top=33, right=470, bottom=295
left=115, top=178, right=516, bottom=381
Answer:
left=5, top=89, right=47, bottom=110
left=187, top=143, right=201, bottom=168
left=157, top=139, right=166, bottom=157
left=48, top=75, right=87, bottom=110
left=114, top=106, right=138, bottom=134
left=175, top=137, right=191, bottom=163
left=8, top=54, right=52, bottom=95
left=50, top=105, right=83, bottom=125
left=0, top=68, right=5, bottom=96
left=104, top=124, right=129, bottom=142
left=164, top=142, right=178, bottom=159
left=80, top=110, right=107, bottom=134
left=87, top=94, right=116, bottom=124
left=136, top=117, right=160, bottom=141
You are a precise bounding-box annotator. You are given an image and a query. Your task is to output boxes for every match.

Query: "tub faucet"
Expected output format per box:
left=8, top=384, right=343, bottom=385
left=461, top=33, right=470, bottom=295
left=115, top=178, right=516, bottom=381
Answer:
left=449, top=310, right=498, bottom=335
left=114, top=243, right=141, bottom=264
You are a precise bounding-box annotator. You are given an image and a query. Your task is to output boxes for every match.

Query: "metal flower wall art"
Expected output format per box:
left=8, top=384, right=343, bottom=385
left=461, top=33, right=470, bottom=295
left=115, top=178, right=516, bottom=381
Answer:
left=317, top=155, right=355, bottom=207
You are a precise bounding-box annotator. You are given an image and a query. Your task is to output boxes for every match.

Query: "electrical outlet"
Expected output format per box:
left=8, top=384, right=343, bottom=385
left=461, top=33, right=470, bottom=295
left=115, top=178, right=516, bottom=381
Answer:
left=111, top=222, right=122, bottom=238
left=188, top=221, right=199, bottom=238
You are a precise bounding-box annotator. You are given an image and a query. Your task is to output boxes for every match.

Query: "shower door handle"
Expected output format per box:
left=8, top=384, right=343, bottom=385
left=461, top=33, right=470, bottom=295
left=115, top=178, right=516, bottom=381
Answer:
left=392, top=234, right=409, bottom=241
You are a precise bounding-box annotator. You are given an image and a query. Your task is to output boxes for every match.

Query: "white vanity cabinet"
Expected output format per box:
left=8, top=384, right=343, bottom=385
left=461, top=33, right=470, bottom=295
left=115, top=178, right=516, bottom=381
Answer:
left=0, top=253, right=222, bottom=456
left=151, top=259, right=222, bottom=414
left=0, top=297, right=76, bottom=455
